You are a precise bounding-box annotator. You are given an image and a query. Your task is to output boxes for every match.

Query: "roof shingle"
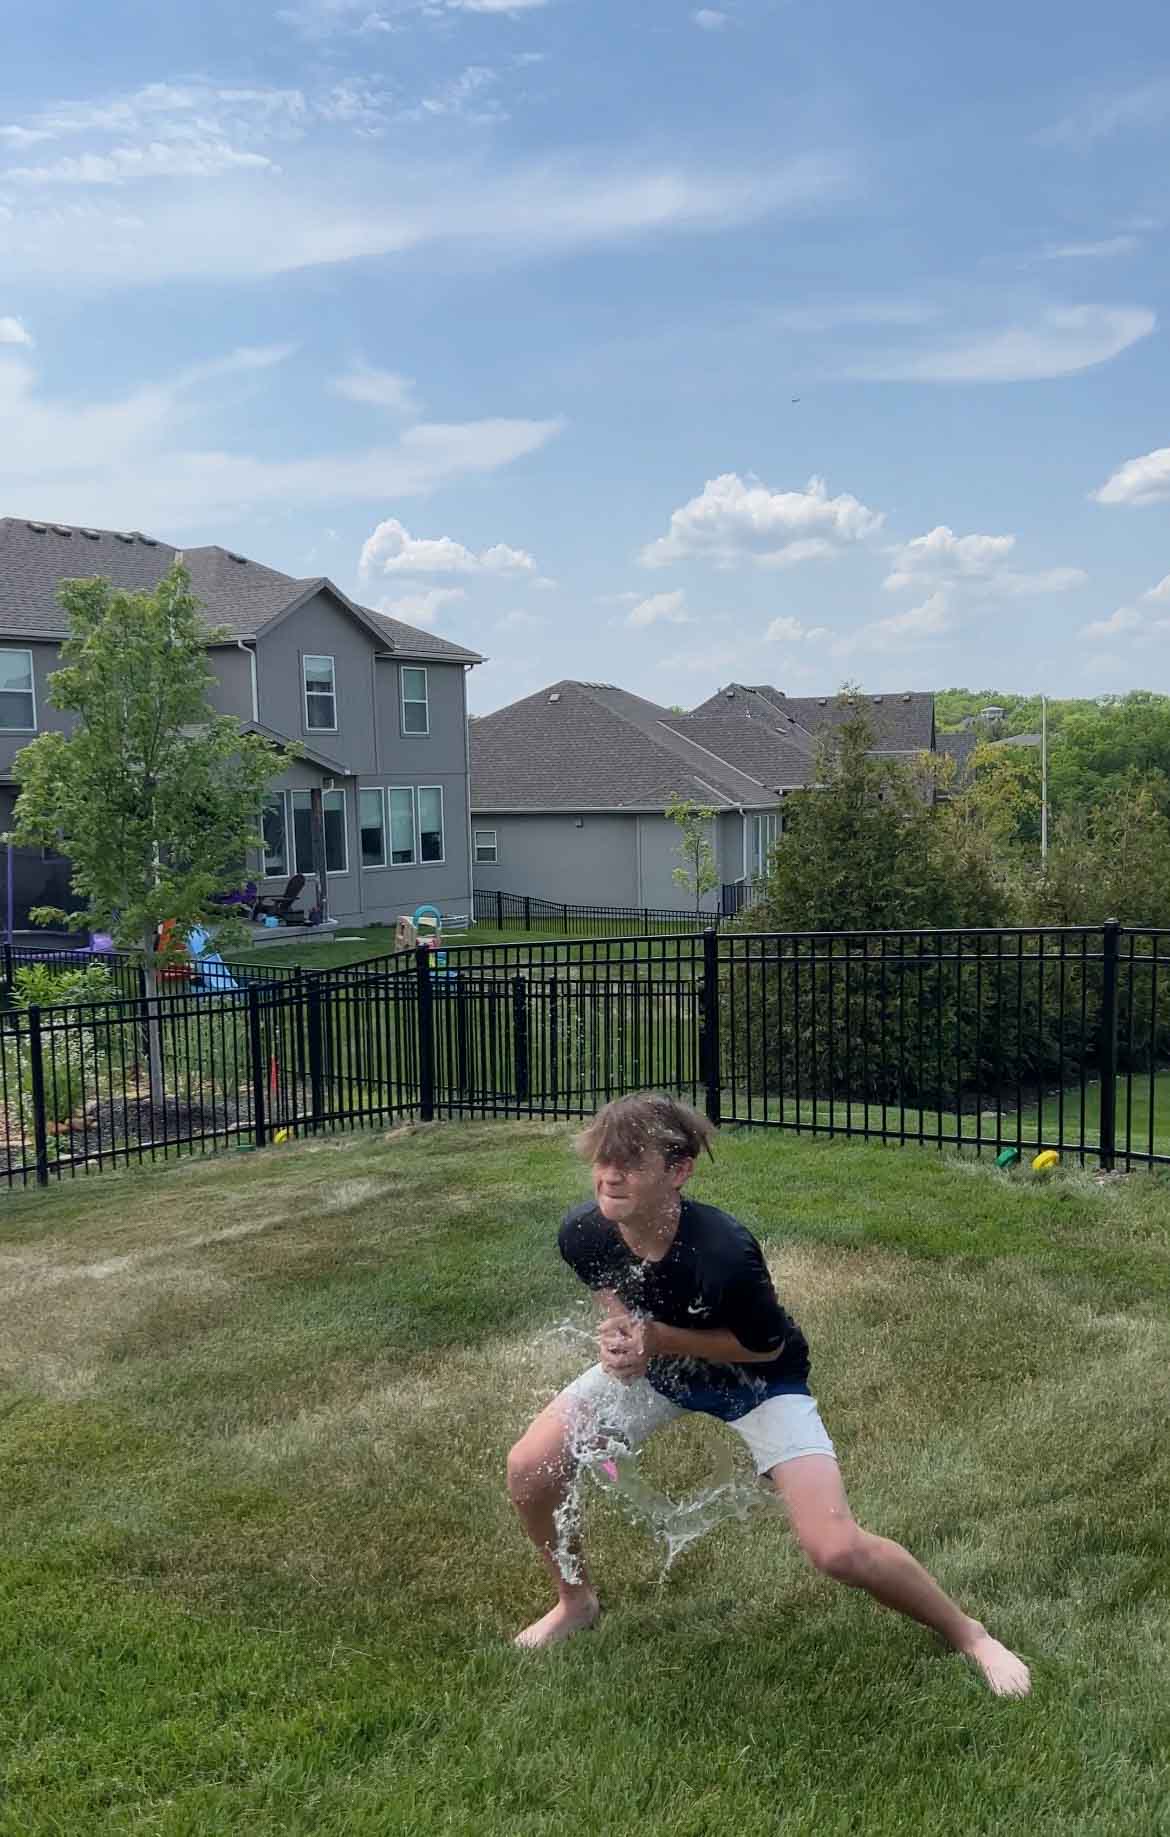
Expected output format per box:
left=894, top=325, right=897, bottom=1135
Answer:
left=0, top=517, right=478, bottom=661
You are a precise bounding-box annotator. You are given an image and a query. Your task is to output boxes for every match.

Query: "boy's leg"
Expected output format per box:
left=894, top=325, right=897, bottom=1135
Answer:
left=770, top=1452, right=1031, bottom=1698
left=507, top=1368, right=680, bottom=1650
left=507, top=1395, right=599, bottom=1649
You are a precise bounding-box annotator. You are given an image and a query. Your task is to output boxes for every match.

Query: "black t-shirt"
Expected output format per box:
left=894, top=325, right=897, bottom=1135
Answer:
left=558, top=1197, right=810, bottom=1422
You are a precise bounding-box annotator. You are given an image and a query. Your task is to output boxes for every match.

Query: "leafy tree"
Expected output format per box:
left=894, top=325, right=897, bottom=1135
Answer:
left=1029, top=778, right=1170, bottom=926
left=666, top=797, right=718, bottom=918
left=961, top=738, right=1044, bottom=851
left=1048, top=692, right=1170, bottom=816
left=10, top=564, right=292, bottom=1103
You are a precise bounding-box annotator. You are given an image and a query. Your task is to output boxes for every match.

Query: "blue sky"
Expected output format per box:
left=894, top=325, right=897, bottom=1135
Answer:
left=1, top=0, right=1168, bottom=714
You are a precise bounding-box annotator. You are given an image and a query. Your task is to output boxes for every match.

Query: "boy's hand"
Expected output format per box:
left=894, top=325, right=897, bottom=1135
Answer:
left=598, top=1309, right=655, bottom=1381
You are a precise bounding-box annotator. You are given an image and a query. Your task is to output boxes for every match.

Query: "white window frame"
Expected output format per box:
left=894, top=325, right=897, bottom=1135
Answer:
left=388, top=786, right=417, bottom=867
left=0, top=647, right=36, bottom=733
left=261, top=790, right=290, bottom=879
left=474, top=828, right=497, bottom=865
left=291, top=788, right=349, bottom=877
left=302, top=654, right=338, bottom=734
left=751, top=811, right=781, bottom=879
left=358, top=786, right=387, bottom=870
left=401, top=665, right=429, bottom=737
left=418, top=784, right=445, bottom=866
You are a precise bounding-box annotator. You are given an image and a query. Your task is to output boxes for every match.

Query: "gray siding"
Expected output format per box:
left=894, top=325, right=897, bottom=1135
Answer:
left=254, top=591, right=374, bottom=772
left=0, top=640, right=72, bottom=778
left=206, top=644, right=255, bottom=720
left=473, top=813, right=641, bottom=907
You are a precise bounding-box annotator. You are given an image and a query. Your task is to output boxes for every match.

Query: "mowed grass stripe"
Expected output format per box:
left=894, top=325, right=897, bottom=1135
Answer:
left=0, top=1126, right=1168, bottom=1835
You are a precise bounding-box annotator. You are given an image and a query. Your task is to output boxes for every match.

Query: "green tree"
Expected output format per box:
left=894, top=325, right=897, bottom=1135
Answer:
left=1030, top=778, right=1170, bottom=926
left=10, top=565, right=292, bottom=1103
left=1048, top=692, right=1170, bottom=816
left=666, top=797, right=718, bottom=919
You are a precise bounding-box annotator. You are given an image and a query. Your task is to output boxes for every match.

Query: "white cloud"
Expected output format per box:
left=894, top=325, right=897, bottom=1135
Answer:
left=360, top=516, right=538, bottom=577
left=0, top=346, right=561, bottom=530
left=883, top=526, right=1015, bottom=589
left=0, top=316, right=32, bottom=346
left=758, top=537, right=835, bottom=569
left=693, top=9, right=729, bottom=27
left=497, top=607, right=547, bottom=629
left=333, top=365, right=420, bottom=414
left=0, top=142, right=848, bottom=285
left=1143, top=575, right=1170, bottom=602
left=448, top=0, right=549, bottom=11
left=641, top=473, right=883, bottom=569
left=400, top=66, right=506, bottom=126
left=1040, top=81, right=1170, bottom=149
left=857, top=590, right=957, bottom=649
left=6, top=141, right=278, bottom=185
left=1039, top=235, right=1139, bottom=261
left=1082, top=606, right=1140, bottom=640
left=882, top=525, right=1086, bottom=601
left=377, top=587, right=466, bottom=627
left=532, top=575, right=557, bottom=591
left=626, top=590, right=690, bottom=628
left=1094, top=447, right=1170, bottom=507
left=765, top=616, right=825, bottom=642
left=851, top=306, right=1155, bottom=383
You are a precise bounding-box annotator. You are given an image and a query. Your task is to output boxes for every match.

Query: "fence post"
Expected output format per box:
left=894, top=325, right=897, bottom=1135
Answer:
left=27, top=1005, right=50, bottom=1186
left=247, top=984, right=268, bottom=1148
left=496, top=890, right=503, bottom=929
left=2, top=942, right=11, bottom=996
left=1099, top=918, right=1120, bottom=1171
left=416, top=945, right=435, bottom=1121
left=307, top=976, right=325, bottom=1131
left=524, top=896, right=531, bottom=933
left=512, top=975, right=530, bottom=1103
left=701, top=927, right=721, bottom=1127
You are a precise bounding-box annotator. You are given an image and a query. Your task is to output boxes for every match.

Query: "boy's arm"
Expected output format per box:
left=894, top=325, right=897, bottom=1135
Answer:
left=646, top=1322, right=782, bottom=1365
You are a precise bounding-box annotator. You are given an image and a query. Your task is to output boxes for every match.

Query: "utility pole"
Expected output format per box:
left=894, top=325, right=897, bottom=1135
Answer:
left=1040, top=694, right=1049, bottom=863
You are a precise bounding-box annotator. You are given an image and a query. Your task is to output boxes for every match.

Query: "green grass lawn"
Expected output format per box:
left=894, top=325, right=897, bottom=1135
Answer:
left=2, top=1126, right=1168, bottom=1835
left=726, top=1068, right=1170, bottom=1162
left=229, top=918, right=691, bottom=971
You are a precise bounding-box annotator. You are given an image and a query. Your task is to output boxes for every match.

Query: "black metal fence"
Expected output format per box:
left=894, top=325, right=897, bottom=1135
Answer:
left=473, top=888, right=719, bottom=934
left=1, top=923, right=1166, bottom=1190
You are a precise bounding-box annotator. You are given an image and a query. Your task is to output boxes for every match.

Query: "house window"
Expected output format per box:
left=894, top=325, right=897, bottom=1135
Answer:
left=419, top=786, right=444, bottom=863
left=389, top=787, right=415, bottom=865
left=303, top=655, right=337, bottom=732
left=261, top=793, right=289, bottom=878
left=750, top=811, right=781, bottom=879
left=291, top=788, right=348, bottom=875
left=0, top=649, right=35, bottom=732
left=401, top=666, right=429, bottom=736
left=359, top=788, right=386, bottom=869
left=474, top=828, right=497, bottom=864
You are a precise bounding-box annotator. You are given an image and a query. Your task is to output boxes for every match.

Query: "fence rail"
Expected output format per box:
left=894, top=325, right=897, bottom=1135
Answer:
left=1, top=923, right=1166, bottom=1190
left=473, top=887, right=722, bottom=934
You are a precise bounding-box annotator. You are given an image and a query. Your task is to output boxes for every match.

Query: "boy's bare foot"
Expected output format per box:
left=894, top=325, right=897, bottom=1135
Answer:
left=513, top=1594, right=601, bottom=1650
left=962, top=1624, right=1031, bottom=1697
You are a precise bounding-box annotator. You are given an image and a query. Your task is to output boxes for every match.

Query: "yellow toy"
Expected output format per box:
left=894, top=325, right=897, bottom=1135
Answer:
left=1031, top=1150, right=1060, bottom=1172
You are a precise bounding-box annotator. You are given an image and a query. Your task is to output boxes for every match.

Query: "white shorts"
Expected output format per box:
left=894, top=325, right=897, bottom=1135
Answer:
left=560, top=1364, right=837, bottom=1477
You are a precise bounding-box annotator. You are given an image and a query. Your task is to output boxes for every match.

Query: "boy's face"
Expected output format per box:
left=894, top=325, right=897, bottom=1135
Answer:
left=592, top=1146, right=693, bottom=1225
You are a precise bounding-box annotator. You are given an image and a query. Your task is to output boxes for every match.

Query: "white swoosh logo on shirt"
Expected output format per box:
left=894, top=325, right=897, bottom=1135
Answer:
left=687, top=1303, right=710, bottom=1316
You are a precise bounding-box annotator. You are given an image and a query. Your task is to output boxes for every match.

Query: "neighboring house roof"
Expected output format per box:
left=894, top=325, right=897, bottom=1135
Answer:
left=470, top=680, right=782, bottom=811
left=936, top=729, right=980, bottom=788
left=0, top=517, right=481, bottom=663
left=692, top=682, right=935, bottom=752
left=658, top=713, right=814, bottom=789
left=242, top=722, right=352, bottom=778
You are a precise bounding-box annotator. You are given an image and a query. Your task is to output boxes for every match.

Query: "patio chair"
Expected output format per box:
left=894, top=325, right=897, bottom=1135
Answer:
left=251, top=874, right=306, bottom=925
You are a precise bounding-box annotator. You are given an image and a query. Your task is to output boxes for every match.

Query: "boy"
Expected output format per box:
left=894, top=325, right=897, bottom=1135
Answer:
left=507, top=1093, right=1030, bottom=1696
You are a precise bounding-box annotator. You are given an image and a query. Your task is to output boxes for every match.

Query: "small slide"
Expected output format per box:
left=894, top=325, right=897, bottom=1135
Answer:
left=187, top=925, right=239, bottom=993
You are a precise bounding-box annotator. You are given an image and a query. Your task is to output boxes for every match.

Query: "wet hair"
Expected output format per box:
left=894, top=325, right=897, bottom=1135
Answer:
left=574, top=1093, right=716, bottom=1170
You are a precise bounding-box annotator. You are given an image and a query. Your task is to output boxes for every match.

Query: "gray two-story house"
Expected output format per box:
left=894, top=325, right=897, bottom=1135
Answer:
left=0, top=517, right=480, bottom=931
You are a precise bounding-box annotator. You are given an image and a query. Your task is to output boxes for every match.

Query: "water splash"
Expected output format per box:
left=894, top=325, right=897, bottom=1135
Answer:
left=538, top=1307, right=779, bottom=1582
left=587, top=1443, right=776, bottom=1578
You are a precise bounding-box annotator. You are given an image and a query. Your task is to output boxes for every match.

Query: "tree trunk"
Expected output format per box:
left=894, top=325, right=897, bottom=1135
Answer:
left=141, top=926, right=167, bottom=1112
